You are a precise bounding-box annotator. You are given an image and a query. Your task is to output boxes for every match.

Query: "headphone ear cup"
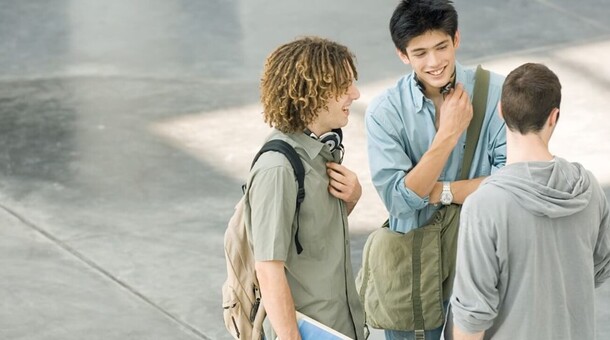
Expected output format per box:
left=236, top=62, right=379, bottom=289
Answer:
left=318, top=130, right=342, bottom=152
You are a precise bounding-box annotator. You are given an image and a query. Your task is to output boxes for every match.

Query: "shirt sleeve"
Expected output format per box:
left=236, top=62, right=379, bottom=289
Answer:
left=485, top=81, right=507, bottom=174
left=365, top=102, right=428, bottom=219
left=451, top=198, right=500, bottom=333
left=594, top=192, right=610, bottom=287
left=248, top=163, right=297, bottom=262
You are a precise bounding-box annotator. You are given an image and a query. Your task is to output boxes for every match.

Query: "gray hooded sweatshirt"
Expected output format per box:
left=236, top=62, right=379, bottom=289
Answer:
left=451, top=157, right=610, bottom=339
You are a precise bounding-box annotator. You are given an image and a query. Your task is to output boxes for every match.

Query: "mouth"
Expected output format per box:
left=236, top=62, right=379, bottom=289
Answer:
left=342, top=103, right=352, bottom=115
left=427, top=66, right=446, bottom=77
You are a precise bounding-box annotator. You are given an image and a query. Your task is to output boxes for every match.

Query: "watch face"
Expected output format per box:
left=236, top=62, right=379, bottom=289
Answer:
left=441, top=192, right=452, bottom=205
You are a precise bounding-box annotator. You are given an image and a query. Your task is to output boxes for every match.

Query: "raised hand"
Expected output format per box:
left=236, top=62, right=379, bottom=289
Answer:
left=438, top=83, right=473, bottom=142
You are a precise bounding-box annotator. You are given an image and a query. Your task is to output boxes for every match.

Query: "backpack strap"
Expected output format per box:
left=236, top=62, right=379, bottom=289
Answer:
left=459, top=65, right=490, bottom=180
left=251, top=139, right=306, bottom=254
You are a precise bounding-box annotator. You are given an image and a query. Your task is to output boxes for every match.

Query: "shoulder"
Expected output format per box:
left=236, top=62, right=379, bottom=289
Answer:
left=582, top=166, right=609, bottom=211
left=463, top=179, right=512, bottom=215
left=366, top=75, right=411, bottom=118
left=461, top=64, right=505, bottom=99
left=250, top=132, right=303, bottom=179
left=366, top=74, right=415, bottom=131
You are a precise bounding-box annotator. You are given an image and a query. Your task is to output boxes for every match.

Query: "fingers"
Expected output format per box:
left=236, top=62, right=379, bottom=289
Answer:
left=325, top=161, right=344, bottom=173
left=326, top=162, right=362, bottom=203
left=328, top=176, right=348, bottom=192
left=445, top=83, right=466, bottom=101
left=326, top=162, right=347, bottom=184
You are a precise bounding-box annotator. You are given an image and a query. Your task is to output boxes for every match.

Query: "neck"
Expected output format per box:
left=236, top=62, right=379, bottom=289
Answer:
left=506, top=130, right=554, bottom=164
left=305, top=121, right=333, bottom=138
left=425, top=88, right=444, bottom=102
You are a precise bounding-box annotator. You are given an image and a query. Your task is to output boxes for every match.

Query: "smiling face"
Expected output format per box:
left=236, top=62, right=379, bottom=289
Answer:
left=397, top=29, right=460, bottom=95
left=308, top=75, right=360, bottom=136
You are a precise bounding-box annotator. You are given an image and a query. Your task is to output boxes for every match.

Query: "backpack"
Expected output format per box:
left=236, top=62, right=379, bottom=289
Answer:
left=222, top=139, right=305, bottom=340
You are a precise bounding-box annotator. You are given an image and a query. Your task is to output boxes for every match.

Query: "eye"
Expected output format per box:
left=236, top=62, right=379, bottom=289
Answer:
left=438, top=44, right=448, bottom=50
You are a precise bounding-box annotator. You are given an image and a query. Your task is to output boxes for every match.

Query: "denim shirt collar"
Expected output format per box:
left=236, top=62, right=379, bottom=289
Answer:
left=408, top=61, right=466, bottom=114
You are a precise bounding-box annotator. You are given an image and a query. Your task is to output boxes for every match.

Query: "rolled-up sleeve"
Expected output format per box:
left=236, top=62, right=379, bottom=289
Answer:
left=485, top=77, right=507, bottom=174
left=365, top=102, right=428, bottom=220
left=451, top=202, right=500, bottom=333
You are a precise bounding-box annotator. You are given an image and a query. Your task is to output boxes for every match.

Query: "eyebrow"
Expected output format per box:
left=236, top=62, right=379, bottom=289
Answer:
left=409, top=39, right=450, bottom=54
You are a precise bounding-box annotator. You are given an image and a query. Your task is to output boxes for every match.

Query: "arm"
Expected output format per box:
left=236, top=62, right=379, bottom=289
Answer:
left=365, top=85, right=472, bottom=219
left=594, top=193, right=610, bottom=287
left=248, top=162, right=301, bottom=338
left=255, top=261, right=301, bottom=340
left=453, top=325, right=484, bottom=340
left=428, top=177, right=486, bottom=205
left=429, top=80, right=507, bottom=205
left=451, top=199, right=500, bottom=335
left=326, top=162, right=361, bottom=215
left=404, top=84, right=473, bottom=198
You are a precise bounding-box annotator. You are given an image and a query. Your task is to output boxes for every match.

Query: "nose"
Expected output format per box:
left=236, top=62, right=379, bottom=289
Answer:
left=428, top=51, right=440, bottom=67
left=349, top=83, right=360, bottom=100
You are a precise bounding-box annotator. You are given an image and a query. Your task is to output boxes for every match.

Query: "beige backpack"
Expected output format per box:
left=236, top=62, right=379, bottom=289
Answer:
left=222, top=140, right=305, bottom=340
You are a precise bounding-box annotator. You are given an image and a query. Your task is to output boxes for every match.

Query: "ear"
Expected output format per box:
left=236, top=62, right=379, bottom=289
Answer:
left=396, top=48, right=411, bottom=65
left=453, top=30, right=461, bottom=49
left=548, top=108, right=560, bottom=127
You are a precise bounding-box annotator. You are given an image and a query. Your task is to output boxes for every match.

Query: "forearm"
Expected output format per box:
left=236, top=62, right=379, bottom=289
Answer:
left=255, top=261, right=301, bottom=340
left=452, top=177, right=486, bottom=204
left=404, top=132, right=457, bottom=198
left=453, top=324, right=484, bottom=340
left=429, top=177, right=486, bottom=205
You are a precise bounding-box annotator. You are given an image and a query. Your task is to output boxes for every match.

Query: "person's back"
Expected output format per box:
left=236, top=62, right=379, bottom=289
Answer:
left=451, top=63, right=610, bottom=339
left=454, top=158, right=608, bottom=339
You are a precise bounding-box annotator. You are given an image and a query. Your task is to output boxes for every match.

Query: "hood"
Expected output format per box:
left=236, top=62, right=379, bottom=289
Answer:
left=485, top=157, right=592, bottom=218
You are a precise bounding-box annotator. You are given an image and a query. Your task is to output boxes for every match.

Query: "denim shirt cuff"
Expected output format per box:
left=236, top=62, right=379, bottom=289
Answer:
left=397, top=180, right=429, bottom=210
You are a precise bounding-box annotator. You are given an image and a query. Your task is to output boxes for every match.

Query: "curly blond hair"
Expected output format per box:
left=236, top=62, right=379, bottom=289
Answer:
left=260, top=36, right=358, bottom=133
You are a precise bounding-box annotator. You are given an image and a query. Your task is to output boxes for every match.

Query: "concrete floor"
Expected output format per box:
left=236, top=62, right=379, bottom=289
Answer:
left=1, top=1, right=609, bottom=339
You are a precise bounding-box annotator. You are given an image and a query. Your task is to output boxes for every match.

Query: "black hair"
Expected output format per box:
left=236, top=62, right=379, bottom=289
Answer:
left=389, top=0, right=458, bottom=54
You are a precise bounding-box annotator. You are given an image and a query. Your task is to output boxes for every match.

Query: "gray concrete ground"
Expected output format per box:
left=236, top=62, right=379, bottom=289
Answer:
left=1, top=1, right=609, bottom=339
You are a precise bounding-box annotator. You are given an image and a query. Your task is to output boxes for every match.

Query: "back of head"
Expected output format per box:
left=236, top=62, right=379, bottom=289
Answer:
left=260, top=36, right=358, bottom=133
left=390, top=0, right=458, bottom=54
left=501, top=63, right=562, bottom=134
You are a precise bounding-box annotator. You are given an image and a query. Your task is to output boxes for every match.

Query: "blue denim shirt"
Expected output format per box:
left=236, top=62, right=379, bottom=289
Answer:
left=365, top=62, right=506, bottom=233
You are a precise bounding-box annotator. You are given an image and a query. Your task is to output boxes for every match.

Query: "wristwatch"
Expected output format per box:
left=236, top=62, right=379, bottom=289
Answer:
left=440, top=181, right=453, bottom=205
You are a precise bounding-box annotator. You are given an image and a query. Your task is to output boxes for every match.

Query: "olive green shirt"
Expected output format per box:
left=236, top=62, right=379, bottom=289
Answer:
left=245, top=130, right=365, bottom=339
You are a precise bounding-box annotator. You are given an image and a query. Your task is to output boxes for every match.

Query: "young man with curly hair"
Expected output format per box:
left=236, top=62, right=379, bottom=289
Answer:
left=245, top=36, right=365, bottom=340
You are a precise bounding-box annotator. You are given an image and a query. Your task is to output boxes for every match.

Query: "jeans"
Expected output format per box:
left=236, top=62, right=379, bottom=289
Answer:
left=383, top=325, right=443, bottom=340
left=383, top=301, right=449, bottom=340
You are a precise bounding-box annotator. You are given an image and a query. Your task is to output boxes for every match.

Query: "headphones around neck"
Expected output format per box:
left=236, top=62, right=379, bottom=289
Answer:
left=415, top=69, right=457, bottom=95
left=304, top=128, right=343, bottom=152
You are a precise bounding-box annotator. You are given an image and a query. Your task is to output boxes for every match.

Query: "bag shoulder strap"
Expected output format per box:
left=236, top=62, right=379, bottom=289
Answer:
left=459, top=65, right=490, bottom=180
left=250, top=139, right=306, bottom=254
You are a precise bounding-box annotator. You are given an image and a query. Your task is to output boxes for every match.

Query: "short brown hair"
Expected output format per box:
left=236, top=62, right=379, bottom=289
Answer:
left=501, top=63, right=561, bottom=134
left=260, top=36, right=358, bottom=133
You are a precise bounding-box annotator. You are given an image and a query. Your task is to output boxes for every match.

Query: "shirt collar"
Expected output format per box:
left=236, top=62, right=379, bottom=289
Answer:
left=290, top=132, right=341, bottom=163
left=289, top=132, right=325, bottom=160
